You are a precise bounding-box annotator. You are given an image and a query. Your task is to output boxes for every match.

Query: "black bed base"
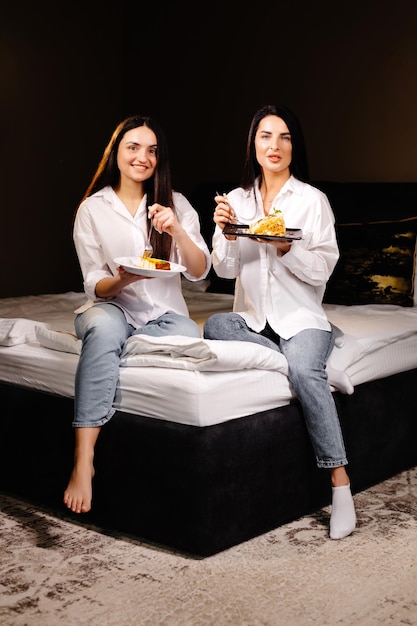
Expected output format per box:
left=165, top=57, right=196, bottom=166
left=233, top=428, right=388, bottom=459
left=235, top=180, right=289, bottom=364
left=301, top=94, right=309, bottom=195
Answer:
left=1, top=369, right=417, bottom=557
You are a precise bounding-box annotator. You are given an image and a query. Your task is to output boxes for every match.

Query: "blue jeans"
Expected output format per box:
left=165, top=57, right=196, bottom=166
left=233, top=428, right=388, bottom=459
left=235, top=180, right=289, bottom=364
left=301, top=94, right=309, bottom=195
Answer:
left=203, top=313, right=347, bottom=469
left=73, top=303, right=201, bottom=428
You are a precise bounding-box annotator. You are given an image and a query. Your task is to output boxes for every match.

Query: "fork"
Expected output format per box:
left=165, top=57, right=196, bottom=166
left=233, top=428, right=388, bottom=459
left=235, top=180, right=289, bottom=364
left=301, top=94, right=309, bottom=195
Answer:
left=216, top=191, right=235, bottom=223
left=143, top=221, right=154, bottom=258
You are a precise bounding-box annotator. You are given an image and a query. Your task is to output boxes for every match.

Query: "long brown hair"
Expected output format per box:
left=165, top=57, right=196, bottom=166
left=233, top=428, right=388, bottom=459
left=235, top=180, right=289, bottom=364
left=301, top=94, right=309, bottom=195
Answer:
left=80, top=114, right=174, bottom=260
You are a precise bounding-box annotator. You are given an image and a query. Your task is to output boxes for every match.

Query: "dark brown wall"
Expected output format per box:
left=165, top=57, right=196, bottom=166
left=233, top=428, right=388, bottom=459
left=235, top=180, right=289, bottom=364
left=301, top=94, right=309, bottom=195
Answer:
left=122, top=1, right=417, bottom=194
left=1, top=1, right=417, bottom=298
left=1, top=5, right=123, bottom=297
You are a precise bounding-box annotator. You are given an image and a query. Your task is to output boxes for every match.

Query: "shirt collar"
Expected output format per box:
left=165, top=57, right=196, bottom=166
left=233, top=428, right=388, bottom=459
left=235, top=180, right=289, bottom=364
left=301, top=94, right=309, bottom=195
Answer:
left=253, top=174, right=303, bottom=197
left=284, top=175, right=304, bottom=196
left=91, top=186, right=148, bottom=216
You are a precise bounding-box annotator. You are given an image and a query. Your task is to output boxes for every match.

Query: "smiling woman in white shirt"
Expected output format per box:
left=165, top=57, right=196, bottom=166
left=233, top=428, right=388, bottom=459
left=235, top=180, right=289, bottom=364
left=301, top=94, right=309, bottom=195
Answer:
left=203, top=104, right=356, bottom=540
left=64, top=114, right=211, bottom=516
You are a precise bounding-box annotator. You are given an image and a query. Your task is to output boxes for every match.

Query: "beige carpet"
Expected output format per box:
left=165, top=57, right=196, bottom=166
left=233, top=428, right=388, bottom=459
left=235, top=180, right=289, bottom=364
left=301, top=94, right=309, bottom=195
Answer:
left=1, top=467, right=417, bottom=626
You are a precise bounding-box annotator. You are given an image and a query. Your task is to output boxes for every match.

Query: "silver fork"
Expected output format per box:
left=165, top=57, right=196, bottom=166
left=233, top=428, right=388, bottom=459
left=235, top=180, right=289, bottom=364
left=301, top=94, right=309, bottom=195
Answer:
left=143, top=221, right=154, bottom=258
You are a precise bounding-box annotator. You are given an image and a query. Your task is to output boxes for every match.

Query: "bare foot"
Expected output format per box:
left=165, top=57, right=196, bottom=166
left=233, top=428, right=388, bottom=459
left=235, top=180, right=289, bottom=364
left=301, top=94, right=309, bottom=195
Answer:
left=63, top=462, right=95, bottom=514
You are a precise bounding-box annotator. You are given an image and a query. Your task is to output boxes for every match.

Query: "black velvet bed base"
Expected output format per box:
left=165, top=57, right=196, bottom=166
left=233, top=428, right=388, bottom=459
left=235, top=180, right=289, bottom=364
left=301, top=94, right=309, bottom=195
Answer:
left=1, top=369, right=417, bottom=557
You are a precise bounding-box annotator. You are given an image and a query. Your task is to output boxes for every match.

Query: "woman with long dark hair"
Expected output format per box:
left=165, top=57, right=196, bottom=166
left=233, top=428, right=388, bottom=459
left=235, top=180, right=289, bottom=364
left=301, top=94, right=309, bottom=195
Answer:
left=204, top=104, right=356, bottom=540
left=64, top=114, right=211, bottom=515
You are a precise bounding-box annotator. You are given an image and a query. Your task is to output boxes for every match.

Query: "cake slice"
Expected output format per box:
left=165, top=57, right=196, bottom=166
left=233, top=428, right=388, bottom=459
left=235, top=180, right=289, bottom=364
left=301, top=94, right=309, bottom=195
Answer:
left=248, top=209, right=286, bottom=237
left=135, top=256, right=171, bottom=270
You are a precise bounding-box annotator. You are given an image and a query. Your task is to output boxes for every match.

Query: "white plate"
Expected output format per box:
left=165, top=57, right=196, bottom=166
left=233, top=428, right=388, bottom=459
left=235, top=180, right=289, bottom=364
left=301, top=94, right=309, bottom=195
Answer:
left=114, top=257, right=186, bottom=278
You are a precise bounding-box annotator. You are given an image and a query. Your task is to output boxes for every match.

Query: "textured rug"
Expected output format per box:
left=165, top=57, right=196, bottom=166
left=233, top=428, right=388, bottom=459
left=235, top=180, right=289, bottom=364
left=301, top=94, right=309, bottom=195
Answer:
left=1, top=467, right=417, bottom=626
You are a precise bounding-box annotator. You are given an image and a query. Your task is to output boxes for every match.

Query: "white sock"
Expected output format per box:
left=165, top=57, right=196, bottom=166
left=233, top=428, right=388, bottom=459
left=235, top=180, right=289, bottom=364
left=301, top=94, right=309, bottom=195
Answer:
left=330, top=484, right=356, bottom=540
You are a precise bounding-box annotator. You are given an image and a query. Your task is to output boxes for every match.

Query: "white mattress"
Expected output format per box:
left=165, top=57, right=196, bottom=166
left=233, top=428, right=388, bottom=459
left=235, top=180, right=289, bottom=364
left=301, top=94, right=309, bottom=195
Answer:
left=1, top=280, right=416, bottom=427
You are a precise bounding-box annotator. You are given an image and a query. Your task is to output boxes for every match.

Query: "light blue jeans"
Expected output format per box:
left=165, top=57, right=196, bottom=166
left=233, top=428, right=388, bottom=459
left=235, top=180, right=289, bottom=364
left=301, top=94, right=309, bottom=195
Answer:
left=73, top=303, right=201, bottom=428
left=203, top=313, right=348, bottom=469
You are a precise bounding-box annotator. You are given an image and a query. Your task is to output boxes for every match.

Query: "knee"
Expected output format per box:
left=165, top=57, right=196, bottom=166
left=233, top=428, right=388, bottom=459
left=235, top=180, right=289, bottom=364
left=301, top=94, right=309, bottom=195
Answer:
left=289, top=361, right=326, bottom=388
left=160, top=314, right=201, bottom=338
left=203, top=313, right=224, bottom=339
left=180, top=318, right=202, bottom=338
left=80, top=310, right=127, bottom=346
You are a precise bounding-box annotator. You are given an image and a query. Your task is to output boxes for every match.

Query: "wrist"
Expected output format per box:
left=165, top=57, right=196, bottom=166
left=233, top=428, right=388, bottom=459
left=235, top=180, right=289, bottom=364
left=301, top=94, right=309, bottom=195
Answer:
left=277, top=242, right=292, bottom=257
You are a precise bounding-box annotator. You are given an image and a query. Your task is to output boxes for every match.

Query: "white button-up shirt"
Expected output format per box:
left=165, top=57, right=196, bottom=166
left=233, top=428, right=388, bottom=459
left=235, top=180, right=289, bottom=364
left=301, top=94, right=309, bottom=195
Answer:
left=211, top=176, right=339, bottom=339
left=74, top=186, right=211, bottom=327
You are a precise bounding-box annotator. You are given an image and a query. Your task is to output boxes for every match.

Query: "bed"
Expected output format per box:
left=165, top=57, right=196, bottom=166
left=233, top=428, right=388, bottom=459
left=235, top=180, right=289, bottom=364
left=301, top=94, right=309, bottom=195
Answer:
left=1, top=181, right=417, bottom=557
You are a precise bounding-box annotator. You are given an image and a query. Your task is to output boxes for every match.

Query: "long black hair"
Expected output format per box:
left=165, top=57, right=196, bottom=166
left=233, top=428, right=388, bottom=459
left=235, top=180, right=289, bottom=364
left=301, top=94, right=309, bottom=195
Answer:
left=240, top=104, right=309, bottom=190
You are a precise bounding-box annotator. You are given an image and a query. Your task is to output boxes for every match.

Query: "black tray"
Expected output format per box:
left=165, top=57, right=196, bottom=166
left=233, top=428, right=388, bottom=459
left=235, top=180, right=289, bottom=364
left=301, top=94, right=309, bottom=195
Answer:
left=223, top=223, right=303, bottom=241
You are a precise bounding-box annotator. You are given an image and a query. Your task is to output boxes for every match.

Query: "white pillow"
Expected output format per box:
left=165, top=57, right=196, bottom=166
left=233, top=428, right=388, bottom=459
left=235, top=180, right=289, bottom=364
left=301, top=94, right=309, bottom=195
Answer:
left=0, top=318, right=47, bottom=346
left=121, top=334, right=289, bottom=372
left=35, top=326, right=81, bottom=355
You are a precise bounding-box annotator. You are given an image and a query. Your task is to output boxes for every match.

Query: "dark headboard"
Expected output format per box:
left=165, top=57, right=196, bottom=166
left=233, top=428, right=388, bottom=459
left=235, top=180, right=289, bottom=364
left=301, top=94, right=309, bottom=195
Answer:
left=190, top=181, right=417, bottom=294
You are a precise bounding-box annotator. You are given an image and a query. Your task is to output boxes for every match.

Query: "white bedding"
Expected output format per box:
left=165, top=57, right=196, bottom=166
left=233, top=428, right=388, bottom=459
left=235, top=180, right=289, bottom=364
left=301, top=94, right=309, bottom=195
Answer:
left=1, top=280, right=416, bottom=427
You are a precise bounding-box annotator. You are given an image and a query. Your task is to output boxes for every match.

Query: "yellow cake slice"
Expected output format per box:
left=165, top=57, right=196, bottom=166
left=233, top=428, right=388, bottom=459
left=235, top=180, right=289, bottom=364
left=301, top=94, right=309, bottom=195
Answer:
left=135, top=256, right=171, bottom=270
